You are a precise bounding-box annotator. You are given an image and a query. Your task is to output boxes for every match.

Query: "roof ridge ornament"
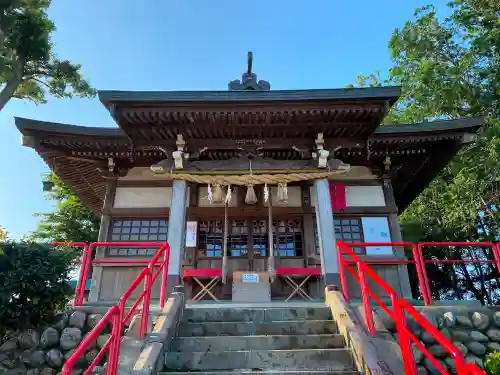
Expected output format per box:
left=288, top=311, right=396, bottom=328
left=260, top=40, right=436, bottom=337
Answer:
left=228, top=51, right=271, bottom=91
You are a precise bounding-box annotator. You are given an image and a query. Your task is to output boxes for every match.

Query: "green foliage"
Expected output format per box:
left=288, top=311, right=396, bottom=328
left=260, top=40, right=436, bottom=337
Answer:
left=31, top=173, right=100, bottom=243
left=484, top=351, right=500, bottom=375
left=0, top=0, right=95, bottom=110
left=392, top=0, right=500, bottom=304
left=349, top=0, right=500, bottom=303
left=0, top=240, right=78, bottom=329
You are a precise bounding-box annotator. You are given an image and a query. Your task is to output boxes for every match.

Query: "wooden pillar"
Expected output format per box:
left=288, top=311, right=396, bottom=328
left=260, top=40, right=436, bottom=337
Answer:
left=88, top=177, right=116, bottom=302
left=383, top=177, right=413, bottom=298
left=166, top=180, right=188, bottom=293
left=313, top=178, right=340, bottom=287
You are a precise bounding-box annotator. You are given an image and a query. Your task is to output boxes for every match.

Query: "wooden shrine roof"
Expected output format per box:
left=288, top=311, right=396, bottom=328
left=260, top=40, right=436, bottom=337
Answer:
left=15, top=115, right=484, bottom=214
left=98, top=87, right=401, bottom=142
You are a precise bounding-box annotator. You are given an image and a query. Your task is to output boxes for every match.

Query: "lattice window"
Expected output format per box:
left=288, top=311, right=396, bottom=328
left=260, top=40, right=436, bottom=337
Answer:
left=313, top=218, right=321, bottom=254
left=198, top=220, right=223, bottom=257
left=229, top=220, right=249, bottom=257
left=273, top=219, right=303, bottom=257
left=314, top=217, right=364, bottom=255
left=198, top=220, right=249, bottom=257
left=252, top=220, right=268, bottom=256
left=108, top=219, right=168, bottom=256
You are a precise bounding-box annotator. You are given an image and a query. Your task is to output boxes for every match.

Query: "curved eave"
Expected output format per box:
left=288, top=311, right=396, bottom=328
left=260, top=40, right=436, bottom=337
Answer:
left=15, top=117, right=123, bottom=137
left=376, top=116, right=484, bottom=136
left=15, top=115, right=484, bottom=216
left=98, top=86, right=401, bottom=107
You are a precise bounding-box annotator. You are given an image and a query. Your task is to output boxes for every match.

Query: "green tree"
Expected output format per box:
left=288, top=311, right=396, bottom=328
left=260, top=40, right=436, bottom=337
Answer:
left=351, top=0, right=500, bottom=304
left=392, top=1, right=500, bottom=304
left=31, top=173, right=100, bottom=243
left=0, top=0, right=95, bottom=111
left=0, top=240, right=78, bottom=329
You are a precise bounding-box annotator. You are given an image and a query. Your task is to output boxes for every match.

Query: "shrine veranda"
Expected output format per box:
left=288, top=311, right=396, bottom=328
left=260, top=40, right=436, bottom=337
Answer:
left=15, top=59, right=484, bottom=302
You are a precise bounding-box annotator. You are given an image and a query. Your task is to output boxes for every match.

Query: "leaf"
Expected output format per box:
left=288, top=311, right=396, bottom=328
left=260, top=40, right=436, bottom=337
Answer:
left=0, top=0, right=95, bottom=110
left=349, top=0, right=500, bottom=304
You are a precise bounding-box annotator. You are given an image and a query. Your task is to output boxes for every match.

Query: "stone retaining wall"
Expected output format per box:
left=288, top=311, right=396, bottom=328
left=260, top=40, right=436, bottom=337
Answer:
left=0, top=310, right=113, bottom=375
left=374, top=305, right=500, bottom=374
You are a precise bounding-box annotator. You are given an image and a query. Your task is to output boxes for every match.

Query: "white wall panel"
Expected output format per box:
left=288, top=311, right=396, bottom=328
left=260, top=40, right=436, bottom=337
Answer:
left=310, top=185, right=385, bottom=207
left=113, top=187, right=172, bottom=208
left=346, top=186, right=385, bottom=207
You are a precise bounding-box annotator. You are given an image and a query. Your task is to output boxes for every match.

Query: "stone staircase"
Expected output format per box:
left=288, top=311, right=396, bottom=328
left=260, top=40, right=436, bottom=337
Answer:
left=161, top=304, right=360, bottom=374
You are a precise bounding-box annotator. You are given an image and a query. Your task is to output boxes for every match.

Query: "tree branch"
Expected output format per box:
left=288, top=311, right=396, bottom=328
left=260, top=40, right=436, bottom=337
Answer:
left=0, top=58, right=25, bottom=111
left=31, top=77, right=51, bottom=90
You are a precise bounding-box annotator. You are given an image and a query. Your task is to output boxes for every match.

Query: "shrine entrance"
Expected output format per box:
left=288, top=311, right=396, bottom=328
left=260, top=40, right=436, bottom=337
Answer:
left=196, top=218, right=305, bottom=272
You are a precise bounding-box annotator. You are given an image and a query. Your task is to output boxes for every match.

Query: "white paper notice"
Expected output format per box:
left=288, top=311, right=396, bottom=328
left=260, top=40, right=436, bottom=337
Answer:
left=242, top=273, right=260, bottom=283
left=361, top=217, right=393, bottom=255
left=185, top=221, right=198, bottom=247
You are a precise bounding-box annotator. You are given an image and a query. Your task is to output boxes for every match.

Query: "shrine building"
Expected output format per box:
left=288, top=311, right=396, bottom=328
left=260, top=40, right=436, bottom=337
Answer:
left=14, top=54, right=483, bottom=303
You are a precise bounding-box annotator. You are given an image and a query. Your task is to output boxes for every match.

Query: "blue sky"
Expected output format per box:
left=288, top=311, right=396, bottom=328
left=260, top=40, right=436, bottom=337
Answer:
left=0, top=0, right=449, bottom=239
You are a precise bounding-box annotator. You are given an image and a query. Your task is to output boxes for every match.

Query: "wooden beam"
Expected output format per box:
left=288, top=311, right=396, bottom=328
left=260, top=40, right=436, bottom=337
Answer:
left=116, top=179, right=173, bottom=187
left=121, top=101, right=385, bottom=113
left=178, top=158, right=347, bottom=173
left=187, top=206, right=307, bottom=219
left=109, top=207, right=171, bottom=218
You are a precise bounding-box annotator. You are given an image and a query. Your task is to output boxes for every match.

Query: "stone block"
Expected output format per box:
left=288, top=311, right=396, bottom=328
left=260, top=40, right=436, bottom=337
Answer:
left=177, top=320, right=338, bottom=337
left=171, top=334, right=346, bottom=352
left=182, top=306, right=331, bottom=323
left=164, top=349, right=354, bottom=372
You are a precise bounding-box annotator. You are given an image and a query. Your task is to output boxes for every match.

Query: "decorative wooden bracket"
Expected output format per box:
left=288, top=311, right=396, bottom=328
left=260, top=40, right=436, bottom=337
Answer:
left=173, top=134, right=186, bottom=169
left=314, top=133, right=330, bottom=168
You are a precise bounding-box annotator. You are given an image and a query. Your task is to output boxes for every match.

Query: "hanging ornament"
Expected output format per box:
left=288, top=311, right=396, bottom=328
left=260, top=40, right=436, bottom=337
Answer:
left=212, top=184, right=224, bottom=203
left=207, top=184, right=213, bottom=203
left=245, top=184, right=258, bottom=204
left=222, top=201, right=229, bottom=284
left=277, top=183, right=288, bottom=203
left=225, top=185, right=232, bottom=204
left=264, top=183, right=269, bottom=203
left=267, top=187, right=275, bottom=283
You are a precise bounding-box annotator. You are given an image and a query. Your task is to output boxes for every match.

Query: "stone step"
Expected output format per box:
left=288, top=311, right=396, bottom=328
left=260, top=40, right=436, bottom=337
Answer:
left=164, top=349, right=354, bottom=372
left=177, top=320, right=338, bottom=337
left=171, top=334, right=346, bottom=352
left=183, top=306, right=332, bottom=323
left=161, top=371, right=359, bottom=375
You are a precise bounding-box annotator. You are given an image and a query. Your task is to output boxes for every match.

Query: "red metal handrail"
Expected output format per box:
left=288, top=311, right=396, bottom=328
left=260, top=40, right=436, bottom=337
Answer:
left=337, top=240, right=486, bottom=375
left=340, top=241, right=500, bottom=306
left=418, top=242, right=500, bottom=304
left=52, top=242, right=90, bottom=306
left=337, top=241, right=433, bottom=306
left=53, top=241, right=173, bottom=307
left=58, top=242, right=170, bottom=375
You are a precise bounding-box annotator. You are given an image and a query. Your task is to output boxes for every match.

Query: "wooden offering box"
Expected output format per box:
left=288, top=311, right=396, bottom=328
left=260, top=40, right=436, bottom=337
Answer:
left=232, top=271, right=271, bottom=302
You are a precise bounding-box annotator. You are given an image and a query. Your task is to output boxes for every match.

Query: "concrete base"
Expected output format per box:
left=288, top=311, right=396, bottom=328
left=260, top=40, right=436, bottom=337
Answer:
left=324, top=273, right=341, bottom=287
left=166, top=274, right=181, bottom=296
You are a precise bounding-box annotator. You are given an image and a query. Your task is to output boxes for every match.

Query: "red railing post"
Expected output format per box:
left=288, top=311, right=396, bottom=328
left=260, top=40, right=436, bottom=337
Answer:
left=357, top=262, right=376, bottom=336
left=337, top=242, right=350, bottom=302
left=416, top=243, right=433, bottom=306
left=159, top=244, right=170, bottom=308
left=51, top=242, right=89, bottom=307
left=494, top=243, right=500, bottom=276
left=141, top=267, right=153, bottom=339
left=107, top=311, right=121, bottom=375
left=412, top=244, right=432, bottom=306
left=390, top=293, right=417, bottom=375
left=77, top=242, right=96, bottom=306
left=73, top=243, right=88, bottom=306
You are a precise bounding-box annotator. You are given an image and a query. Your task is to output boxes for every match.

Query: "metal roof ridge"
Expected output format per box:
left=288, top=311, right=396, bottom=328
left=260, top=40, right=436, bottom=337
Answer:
left=98, top=86, right=402, bottom=104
